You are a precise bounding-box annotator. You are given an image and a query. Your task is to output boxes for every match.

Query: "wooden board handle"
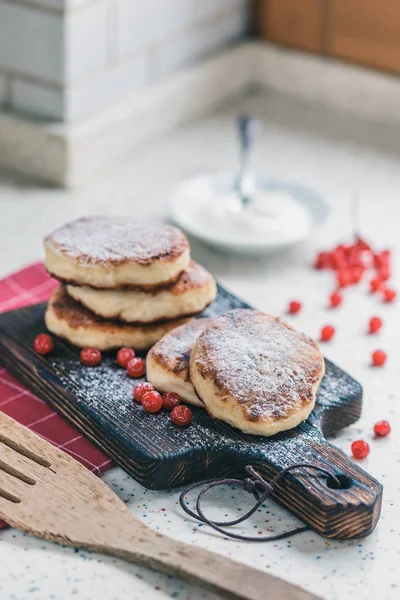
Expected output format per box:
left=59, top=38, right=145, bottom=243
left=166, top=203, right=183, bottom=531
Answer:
left=237, top=426, right=382, bottom=539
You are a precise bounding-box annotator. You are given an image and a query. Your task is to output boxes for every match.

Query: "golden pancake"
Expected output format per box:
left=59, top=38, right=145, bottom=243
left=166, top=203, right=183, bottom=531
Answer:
left=190, top=309, right=325, bottom=436
left=45, top=286, right=191, bottom=351
left=66, top=261, right=216, bottom=324
left=44, top=217, right=190, bottom=289
left=146, top=318, right=214, bottom=407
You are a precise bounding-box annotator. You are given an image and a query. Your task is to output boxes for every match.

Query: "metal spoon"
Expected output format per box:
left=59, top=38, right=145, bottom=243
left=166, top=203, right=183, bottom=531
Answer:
left=236, top=116, right=277, bottom=219
left=236, top=114, right=257, bottom=208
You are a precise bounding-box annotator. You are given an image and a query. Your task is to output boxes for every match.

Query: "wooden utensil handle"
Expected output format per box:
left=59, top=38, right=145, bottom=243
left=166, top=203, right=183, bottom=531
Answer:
left=238, top=430, right=382, bottom=539
left=101, top=531, right=320, bottom=600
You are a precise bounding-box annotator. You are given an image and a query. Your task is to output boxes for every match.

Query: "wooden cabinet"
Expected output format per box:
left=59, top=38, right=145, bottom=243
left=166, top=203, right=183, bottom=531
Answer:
left=330, top=0, right=400, bottom=75
left=255, top=0, right=400, bottom=75
left=256, top=0, right=326, bottom=53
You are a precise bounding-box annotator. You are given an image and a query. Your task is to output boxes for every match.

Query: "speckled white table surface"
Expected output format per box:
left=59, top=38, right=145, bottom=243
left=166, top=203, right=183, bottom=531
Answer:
left=1, top=91, right=400, bottom=600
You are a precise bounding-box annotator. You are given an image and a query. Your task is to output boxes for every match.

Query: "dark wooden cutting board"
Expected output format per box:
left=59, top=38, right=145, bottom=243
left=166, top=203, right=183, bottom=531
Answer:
left=0, top=284, right=382, bottom=540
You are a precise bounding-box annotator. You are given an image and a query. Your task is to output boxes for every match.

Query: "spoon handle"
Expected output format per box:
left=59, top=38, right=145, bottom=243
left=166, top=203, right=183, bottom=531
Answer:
left=236, top=115, right=256, bottom=207
left=105, top=527, right=320, bottom=600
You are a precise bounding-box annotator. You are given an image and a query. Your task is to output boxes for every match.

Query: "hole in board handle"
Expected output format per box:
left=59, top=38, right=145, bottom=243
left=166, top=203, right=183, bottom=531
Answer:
left=326, top=474, right=352, bottom=490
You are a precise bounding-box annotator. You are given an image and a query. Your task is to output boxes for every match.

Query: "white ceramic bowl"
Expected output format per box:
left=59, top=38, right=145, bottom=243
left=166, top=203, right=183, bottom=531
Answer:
left=168, top=172, right=328, bottom=256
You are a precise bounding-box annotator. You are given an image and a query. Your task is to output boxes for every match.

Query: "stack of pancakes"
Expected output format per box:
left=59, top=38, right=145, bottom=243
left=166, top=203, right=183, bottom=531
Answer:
left=44, top=216, right=217, bottom=350
left=147, top=310, right=325, bottom=436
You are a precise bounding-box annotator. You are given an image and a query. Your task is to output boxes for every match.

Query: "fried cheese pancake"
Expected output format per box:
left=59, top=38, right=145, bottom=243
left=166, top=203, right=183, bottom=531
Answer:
left=44, top=217, right=190, bottom=289
left=190, top=309, right=325, bottom=436
left=146, top=318, right=214, bottom=407
left=45, top=286, right=191, bottom=351
left=66, top=261, right=216, bottom=324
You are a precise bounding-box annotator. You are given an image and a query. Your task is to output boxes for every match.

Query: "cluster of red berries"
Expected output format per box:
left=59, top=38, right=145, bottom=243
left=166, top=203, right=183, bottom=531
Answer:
left=116, top=346, right=146, bottom=377
left=78, top=345, right=147, bottom=373
left=287, top=236, right=395, bottom=366
left=133, top=383, right=192, bottom=426
left=33, top=336, right=192, bottom=427
left=116, top=348, right=192, bottom=425
left=314, top=237, right=396, bottom=302
left=351, top=420, right=391, bottom=459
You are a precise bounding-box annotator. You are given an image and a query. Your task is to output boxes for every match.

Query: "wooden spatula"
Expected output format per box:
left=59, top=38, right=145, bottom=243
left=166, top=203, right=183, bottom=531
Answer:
left=0, top=411, right=319, bottom=600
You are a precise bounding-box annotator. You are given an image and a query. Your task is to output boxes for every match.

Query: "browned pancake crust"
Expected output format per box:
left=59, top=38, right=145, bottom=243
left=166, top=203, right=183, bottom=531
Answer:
left=148, top=318, right=214, bottom=378
left=49, top=286, right=189, bottom=333
left=49, top=269, right=184, bottom=291
left=52, top=260, right=213, bottom=294
left=159, top=261, right=214, bottom=297
left=45, top=216, right=189, bottom=267
left=191, top=309, right=324, bottom=423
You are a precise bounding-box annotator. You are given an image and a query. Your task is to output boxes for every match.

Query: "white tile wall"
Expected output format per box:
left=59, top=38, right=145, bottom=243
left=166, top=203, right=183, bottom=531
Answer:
left=115, top=0, right=198, bottom=60
left=156, top=18, right=224, bottom=79
left=1, top=0, right=249, bottom=121
left=0, top=2, right=63, bottom=83
left=66, top=53, right=148, bottom=120
left=195, top=0, right=226, bottom=22
left=11, top=78, right=63, bottom=120
left=64, top=0, right=109, bottom=82
left=11, top=50, right=147, bottom=122
left=219, top=1, right=250, bottom=42
left=157, top=3, right=249, bottom=79
left=15, top=0, right=94, bottom=11
left=0, top=71, right=9, bottom=106
left=13, top=0, right=65, bottom=11
left=65, top=0, right=99, bottom=9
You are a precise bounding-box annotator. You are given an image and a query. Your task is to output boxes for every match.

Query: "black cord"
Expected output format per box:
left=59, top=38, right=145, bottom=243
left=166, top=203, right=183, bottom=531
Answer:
left=179, top=463, right=341, bottom=542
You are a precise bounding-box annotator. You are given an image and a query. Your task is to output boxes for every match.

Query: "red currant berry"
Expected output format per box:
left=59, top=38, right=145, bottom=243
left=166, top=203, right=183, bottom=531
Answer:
left=374, top=251, right=390, bottom=269
left=372, top=350, right=386, bottom=367
left=170, top=405, right=192, bottom=427
left=344, top=244, right=354, bottom=258
left=332, top=253, right=347, bottom=271
left=116, top=347, right=135, bottom=368
left=80, top=347, right=101, bottom=367
left=347, top=253, right=363, bottom=269
left=133, top=382, right=154, bottom=403
left=374, top=420, right=391, bottom=437
left=369, top=278, right=382, bottom=293
left=368, top=316, right=382, bottom=335
left=350, top=266, right=364, bottom=284
left=336, top=270, right=351, bottom=288
left=351, top=440, right=370, bottom=460
left=320, top=325, right=335, bottom=342
left=378, top=266, right=390, bottom=282
left=162, top=392, right=181, bottom=411
left=381, top=250, right=391, bottom=265
left=288, top=300, right=302, bottom=315
left=348, top=252, right=360, bottom=263
left=329, top=291, right=342, bottom=308
left=314, top=251, right=331, bottom=269
left=383, top=288, right=397, bottom=303
left=33, top=333, right=54, bottom=356
left=355, top=237, right=371, bottom=252
left=126, top=357, right=146, bottom=378
left=141, top=390, right=163, bottom=413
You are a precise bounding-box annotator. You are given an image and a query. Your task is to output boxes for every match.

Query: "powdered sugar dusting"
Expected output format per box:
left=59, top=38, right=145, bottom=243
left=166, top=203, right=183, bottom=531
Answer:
left=45, top=216, right=189, bottom=265
left=193, top=309, right=324, bottom=422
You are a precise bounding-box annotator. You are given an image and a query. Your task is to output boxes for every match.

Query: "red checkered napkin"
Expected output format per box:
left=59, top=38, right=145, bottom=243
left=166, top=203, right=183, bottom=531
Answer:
left=0, top=263, right=113, bottom=528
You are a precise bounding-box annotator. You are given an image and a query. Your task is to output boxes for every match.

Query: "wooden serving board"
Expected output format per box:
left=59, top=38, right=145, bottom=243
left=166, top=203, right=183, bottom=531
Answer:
left=0, top=285, right=382, bottom=540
